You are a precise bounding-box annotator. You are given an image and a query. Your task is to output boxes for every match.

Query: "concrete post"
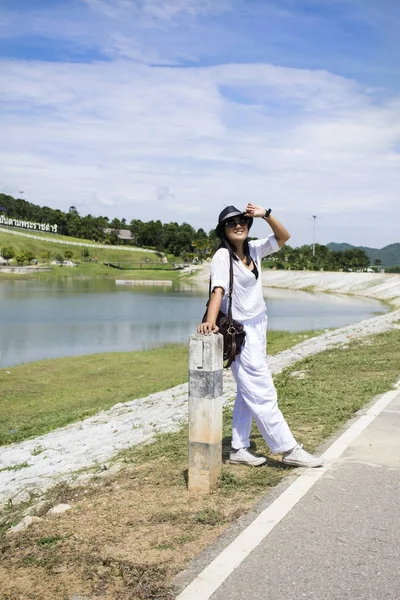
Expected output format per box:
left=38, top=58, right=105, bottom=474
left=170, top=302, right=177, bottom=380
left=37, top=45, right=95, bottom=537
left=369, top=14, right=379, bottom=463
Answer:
left=188, top=332, right=224, bottom=494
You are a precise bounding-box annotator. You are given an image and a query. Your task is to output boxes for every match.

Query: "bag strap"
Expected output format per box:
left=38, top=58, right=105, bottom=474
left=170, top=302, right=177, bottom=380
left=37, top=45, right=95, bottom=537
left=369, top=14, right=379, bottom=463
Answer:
left=225, top=255, right=235, bottom=367
left=227, top=253, right=234, bottom=322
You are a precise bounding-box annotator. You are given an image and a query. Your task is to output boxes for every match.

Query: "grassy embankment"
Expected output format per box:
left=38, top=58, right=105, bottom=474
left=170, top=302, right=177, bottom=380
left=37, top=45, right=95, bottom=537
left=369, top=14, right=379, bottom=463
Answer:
left=0, top=330, right=315, bottom=446
left=0, top=230, right=181, bottom=281
left=1, top=329, right=399, bottom=599
left=0, top=227, right=116, bottom=245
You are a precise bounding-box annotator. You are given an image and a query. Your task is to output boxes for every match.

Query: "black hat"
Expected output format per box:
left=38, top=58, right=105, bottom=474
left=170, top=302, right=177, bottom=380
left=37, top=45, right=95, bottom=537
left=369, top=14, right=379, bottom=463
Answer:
left=215, top=205, right=253, bottom=238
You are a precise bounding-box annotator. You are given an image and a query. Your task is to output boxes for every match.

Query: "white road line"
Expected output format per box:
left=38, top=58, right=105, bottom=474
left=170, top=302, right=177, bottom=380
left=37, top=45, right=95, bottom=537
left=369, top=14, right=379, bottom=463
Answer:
left=176, top=385, right=400, bottom=600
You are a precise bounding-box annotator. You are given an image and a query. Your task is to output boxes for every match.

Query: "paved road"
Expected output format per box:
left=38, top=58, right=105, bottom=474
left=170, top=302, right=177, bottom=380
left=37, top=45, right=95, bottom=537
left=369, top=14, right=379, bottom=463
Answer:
left=177, top=387, right=400, bottom=600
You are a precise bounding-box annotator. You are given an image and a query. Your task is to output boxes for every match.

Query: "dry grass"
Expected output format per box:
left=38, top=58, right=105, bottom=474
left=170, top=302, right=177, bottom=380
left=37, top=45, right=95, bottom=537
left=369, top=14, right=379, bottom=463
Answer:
left=1, top=330, right=399, bottom=599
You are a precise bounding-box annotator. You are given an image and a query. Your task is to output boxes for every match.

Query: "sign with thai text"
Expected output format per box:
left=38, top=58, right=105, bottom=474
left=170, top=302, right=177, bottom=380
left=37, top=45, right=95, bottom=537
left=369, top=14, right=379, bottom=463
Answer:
left=0, top=215, right=58, bottom=233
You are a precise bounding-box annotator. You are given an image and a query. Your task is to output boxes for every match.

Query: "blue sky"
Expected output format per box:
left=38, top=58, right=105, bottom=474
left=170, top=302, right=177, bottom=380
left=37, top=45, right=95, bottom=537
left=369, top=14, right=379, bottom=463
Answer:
left=1, top=0, right=399, bottom=246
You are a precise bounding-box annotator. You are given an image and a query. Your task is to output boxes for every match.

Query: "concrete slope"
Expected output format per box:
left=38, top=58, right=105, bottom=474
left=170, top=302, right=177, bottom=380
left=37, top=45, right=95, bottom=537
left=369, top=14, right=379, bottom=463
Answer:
left=194, top=265, right=400, bottom=308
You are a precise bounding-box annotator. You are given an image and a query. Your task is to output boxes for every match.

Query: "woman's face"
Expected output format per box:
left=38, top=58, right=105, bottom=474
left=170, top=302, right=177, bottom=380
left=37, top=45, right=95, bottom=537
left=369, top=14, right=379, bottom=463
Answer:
left=224, top=216, right=249, bottom=244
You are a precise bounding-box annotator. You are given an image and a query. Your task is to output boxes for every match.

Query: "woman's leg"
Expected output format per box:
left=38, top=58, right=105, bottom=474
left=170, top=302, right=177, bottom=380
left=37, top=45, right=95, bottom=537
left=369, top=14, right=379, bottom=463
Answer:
left=231, top=387, right=253, bottom=450
left=230, top=314, right=296, bottom=454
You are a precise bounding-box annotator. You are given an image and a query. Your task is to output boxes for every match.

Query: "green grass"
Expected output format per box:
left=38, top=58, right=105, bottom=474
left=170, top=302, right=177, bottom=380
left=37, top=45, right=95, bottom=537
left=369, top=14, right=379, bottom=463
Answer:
left=0, top=330, right=313, bottom=446
left=0, top=345, right=188, bottom=445
left=0, top=261, right=183, bottom=283
left=1, top=329, right=399, bottom=599
left=119, top=329, right=400, bottom=482
left=0, top=230, right=180, bottom=280
left=36, top=534, right=69, bottom=548
left=0, top=230, right=156, bottom=261
left=274, top=334, right=400, bottom=449
left=0, top=462, right=30, bottom=473
left=34, top=264, right=183, bottom=282
left=0, top=227, right=116, bottom=245
left=267, top=329, right=320, bottom=354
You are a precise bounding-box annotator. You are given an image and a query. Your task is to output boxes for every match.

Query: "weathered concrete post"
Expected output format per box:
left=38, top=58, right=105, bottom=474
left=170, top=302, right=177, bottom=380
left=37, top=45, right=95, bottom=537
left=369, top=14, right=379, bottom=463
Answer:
left=188, top=332, right=224, bottom=494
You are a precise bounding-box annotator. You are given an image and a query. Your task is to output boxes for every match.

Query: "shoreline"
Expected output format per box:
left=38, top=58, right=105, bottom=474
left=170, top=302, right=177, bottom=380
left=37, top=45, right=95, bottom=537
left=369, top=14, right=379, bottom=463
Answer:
left=193, top=265, right=400, bottom=308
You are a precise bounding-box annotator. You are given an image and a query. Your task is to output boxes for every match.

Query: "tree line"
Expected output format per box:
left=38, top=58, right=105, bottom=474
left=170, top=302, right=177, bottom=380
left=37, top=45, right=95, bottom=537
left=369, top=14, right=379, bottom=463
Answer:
left=0, top=193, right=380, bottom=270
left=270, top=243, right=372, bottom=271
left=0, top=193, right=207, bottom=258
left=0, top=246, right=77, bottom=266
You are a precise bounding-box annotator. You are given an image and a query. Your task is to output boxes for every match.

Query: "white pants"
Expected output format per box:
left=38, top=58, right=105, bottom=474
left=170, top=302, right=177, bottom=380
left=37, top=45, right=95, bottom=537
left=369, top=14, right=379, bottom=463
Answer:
left=230, top=313, right=296, bottom=454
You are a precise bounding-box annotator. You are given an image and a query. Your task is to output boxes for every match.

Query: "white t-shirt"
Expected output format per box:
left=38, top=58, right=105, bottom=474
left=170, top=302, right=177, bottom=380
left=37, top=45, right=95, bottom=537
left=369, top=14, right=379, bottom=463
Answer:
left=210, top=234, right=280, bottom=322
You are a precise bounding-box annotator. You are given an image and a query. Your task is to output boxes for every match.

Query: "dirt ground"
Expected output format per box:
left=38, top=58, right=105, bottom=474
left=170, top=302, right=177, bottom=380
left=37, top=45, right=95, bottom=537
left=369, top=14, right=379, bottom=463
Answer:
left=0, top=443, right=275, bottom=600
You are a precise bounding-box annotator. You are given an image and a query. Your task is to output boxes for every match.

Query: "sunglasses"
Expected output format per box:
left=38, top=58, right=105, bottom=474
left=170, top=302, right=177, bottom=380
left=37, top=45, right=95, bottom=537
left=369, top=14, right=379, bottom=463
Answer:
left=224, top=216, right=249, bottom=229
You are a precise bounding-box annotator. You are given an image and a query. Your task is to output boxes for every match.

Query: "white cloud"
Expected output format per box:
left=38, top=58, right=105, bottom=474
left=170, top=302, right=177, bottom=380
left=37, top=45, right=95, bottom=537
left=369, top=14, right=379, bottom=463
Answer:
left=1, top=57, right=399, bottom=246
left=0, top=0, right=234, bottom=66
left=82, top=0, right=229, bottom=23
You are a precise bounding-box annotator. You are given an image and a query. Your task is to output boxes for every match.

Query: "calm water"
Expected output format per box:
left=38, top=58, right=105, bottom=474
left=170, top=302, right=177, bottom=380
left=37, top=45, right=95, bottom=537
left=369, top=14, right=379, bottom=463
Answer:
left=0, top=279, right=388, bottom=368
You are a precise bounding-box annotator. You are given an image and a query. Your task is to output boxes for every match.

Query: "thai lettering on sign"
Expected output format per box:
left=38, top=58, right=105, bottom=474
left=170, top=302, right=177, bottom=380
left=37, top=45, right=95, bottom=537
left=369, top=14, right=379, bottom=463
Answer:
left=0, top=215, right=58, bottom=233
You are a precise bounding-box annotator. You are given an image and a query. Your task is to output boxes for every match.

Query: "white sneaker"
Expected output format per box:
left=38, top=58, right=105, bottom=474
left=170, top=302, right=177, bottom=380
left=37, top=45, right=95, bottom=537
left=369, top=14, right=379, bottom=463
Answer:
left=282, top=444, right=323, bottom=468
left=229, top=448, right=267, bottom=467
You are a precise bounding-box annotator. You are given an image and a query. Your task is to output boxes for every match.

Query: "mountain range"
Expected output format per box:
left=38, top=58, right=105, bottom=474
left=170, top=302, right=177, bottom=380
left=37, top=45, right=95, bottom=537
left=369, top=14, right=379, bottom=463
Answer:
left=327, top=243, right=400, bottom=267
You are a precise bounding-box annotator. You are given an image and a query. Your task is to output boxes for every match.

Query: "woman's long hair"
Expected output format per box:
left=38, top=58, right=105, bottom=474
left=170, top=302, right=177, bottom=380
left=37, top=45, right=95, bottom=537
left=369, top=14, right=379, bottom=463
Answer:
left=217, top=230, right=251, bottom=266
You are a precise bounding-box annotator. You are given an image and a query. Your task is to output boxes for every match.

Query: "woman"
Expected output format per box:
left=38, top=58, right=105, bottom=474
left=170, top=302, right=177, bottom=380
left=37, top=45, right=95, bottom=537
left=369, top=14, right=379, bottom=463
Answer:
left=197, top=203, right=323, bottom=468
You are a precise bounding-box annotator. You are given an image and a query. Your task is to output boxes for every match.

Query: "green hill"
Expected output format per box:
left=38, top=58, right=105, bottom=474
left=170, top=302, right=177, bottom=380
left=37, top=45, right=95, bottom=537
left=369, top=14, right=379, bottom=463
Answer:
left=326, top=243, right=354, bottom=253
left=0, top=230, right=157, bottom=263
left=327, top=242, right=400, bottom=267
left=0, top=230, right=175, bottom=280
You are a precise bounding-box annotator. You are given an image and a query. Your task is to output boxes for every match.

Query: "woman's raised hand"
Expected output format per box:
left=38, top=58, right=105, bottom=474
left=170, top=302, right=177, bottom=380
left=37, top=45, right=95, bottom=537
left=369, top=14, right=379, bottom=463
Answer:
left=244, top=203, right=266, bottom=218
left=197, top=322, right=219, bottom=335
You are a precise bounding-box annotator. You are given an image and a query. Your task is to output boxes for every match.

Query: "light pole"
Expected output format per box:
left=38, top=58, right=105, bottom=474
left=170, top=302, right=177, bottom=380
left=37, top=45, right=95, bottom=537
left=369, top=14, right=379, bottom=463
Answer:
left=312, top=215, right=317, bottom=260
left=18, top=190, right=25, bottom=199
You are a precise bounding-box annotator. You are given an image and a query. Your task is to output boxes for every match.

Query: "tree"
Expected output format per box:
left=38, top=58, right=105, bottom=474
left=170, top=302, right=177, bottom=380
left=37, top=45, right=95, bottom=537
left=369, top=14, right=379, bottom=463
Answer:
left=110, top=217, right=122, bottom=230
left=41, top=250, right=53, bottom=263
left=162, top=222, right=180, bottom=253
left=191, top=237, right=211, bottom=262
left=374, top=258, right=382, bottom=266
left=170, top=222, right=195, bottom=257
left=330, top=251, right=346, bottom=270
left=24, top=250, right=35, bottom=264
left=141, top=220, right=164, bottom=247
left=342, top=248, right=369, bottom=269
left=130, top=219, right=146, bottom=246
left=277, top=243, right=291, bottom=263
left=55, top=252, right=64, bottom=264
left=64, top=250, right=74, bottom=260
left=14, top=252, right=26, bottom=265
left=208, top=229, right=220, bottom=254
left=1, top=246, right=15, bottom=265
left=68, top=206, right=79, bottom=216
left=105, top=229, right=120, bottom=245
left=313, top=244, right=330, bottom=270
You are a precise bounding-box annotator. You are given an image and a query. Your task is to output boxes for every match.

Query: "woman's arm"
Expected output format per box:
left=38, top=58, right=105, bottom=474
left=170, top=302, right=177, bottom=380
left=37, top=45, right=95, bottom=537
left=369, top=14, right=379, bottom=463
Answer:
left=197, top=287, right=224, bottom=335
left=245, top=203, right=290, bottom=248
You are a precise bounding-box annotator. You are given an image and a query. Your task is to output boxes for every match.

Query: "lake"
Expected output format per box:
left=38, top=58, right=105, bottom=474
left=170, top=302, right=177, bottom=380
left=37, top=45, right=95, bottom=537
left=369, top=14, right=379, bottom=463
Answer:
left=0, top=279, right=388, bottom=368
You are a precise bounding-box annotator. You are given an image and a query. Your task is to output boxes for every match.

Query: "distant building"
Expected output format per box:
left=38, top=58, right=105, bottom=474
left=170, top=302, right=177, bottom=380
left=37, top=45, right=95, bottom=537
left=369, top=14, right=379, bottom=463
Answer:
left=103, top=228, right=133, bottom=243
